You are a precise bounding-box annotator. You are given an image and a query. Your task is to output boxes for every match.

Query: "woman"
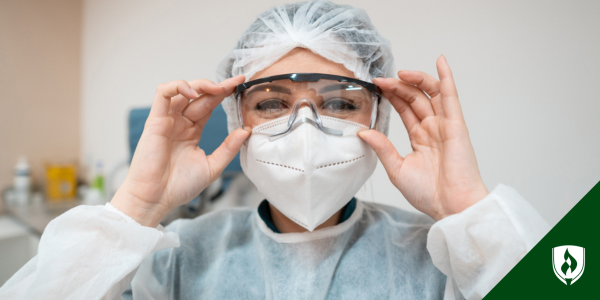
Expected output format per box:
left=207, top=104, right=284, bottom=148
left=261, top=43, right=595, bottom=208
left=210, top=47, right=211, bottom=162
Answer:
left=0, top=1, right=548, bottom=299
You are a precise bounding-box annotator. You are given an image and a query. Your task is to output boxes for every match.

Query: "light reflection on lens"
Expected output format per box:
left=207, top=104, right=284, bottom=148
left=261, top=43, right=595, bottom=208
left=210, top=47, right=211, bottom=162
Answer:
left=240, top=79, right=374, bottom=128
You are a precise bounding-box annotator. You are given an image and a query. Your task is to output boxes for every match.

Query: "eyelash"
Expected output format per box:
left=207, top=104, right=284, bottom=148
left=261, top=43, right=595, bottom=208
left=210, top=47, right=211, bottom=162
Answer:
left=254, top=98, right=359, bottom=112
left=323, top=98, right=358, bottom=111
left=255, top=99, right=288, bottom=111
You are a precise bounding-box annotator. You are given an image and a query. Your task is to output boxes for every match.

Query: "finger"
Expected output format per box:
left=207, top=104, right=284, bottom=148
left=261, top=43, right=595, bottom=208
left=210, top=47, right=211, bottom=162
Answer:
left=397, top=70, right=440, bottom=98
left=183, top=75, right=246, bottom=122
left=397, top=70, right=444, bottom=117
left=384, top=93, right=421, bottom=134
left=373, top=78, right=421, bottom=133
left=149, top=80, right=200, bottom=118
left=206, top=128, right=251, bottom=181
left=436, top=55, right=464, bottom=121
left=373, top=77, right=435, bottom=120
left=170, top=79, right=225, bottom=115
left=169, top=94, right=192, bottom=115
left=193, top=111, right=213, bottom=142
left=357, top=129, right=404, bottom=183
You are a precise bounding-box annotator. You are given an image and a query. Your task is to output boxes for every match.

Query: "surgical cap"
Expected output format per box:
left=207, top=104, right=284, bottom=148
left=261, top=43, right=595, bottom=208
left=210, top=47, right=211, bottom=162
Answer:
left=216, top=0, right=395, bottom=135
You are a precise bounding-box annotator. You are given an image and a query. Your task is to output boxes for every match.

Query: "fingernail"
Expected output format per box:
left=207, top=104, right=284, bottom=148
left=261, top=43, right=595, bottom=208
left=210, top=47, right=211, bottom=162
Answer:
left=398, top=70, right=411, bottom=76
left=212, top=81, right=224, bottom=88
left=189, top=88, right=200, bottom=98
left=441, top=55, right=447, bottom=63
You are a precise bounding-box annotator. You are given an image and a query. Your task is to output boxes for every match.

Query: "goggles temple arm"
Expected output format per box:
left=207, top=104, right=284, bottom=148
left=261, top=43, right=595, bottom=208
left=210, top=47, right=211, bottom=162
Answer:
left=369, top=93, right=380, bottom=130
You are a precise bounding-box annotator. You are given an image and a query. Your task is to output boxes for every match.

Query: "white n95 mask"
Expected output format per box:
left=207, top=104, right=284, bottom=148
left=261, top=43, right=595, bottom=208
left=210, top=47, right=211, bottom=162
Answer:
left=240, top=107, right=377, bottom=231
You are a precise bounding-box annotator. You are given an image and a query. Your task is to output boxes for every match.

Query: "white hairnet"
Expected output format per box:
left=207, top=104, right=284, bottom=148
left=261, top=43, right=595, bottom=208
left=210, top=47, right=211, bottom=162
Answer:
left=216, top=0, right=395, bottom=135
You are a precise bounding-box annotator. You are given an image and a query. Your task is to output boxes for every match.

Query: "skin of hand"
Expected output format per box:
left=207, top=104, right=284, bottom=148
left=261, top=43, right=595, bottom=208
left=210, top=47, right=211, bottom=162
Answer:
left=358, top=55, right=489, bottom=221
left=110, top=75, right=250, bottom=227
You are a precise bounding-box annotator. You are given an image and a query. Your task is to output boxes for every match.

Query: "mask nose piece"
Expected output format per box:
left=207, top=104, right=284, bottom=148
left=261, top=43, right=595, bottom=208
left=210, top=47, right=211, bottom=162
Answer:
left=268, top=99, right=343, bottom=142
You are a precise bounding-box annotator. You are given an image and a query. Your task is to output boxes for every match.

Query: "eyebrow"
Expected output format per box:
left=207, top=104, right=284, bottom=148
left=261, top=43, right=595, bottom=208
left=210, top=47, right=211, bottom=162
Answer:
left=245, top=84, right=292, bottom=96
left=318, top=84, right=367, bottom=95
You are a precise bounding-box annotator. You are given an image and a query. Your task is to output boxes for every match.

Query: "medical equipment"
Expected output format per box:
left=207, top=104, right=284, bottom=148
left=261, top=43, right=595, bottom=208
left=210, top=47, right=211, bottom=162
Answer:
left=45, top=163, right=77, bottom=201
left=235, top=73, right=381, bottom=140
left=241, top=107, right=377, bottom=231
left=217, top=0, right=395, bottom=135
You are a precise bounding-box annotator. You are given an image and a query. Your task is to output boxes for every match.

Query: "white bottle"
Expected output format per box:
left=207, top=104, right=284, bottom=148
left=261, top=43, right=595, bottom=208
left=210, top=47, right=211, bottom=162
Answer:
left=13, top=155, right=31, bottom=205
left=83, top=160, right=106, bottom=205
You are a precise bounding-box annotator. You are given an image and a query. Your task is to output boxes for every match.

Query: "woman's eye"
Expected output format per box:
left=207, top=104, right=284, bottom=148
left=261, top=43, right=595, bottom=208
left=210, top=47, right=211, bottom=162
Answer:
left=323, top=99, right=358, bottom=112
left=255, top=99, right=287, bottom=113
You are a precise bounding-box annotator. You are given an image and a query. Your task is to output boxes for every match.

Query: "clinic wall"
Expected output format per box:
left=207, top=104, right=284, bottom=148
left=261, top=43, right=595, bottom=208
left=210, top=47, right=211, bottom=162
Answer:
left=81, top=0, right=600, bottom=226
left=0, top=0, right=81, bottom=191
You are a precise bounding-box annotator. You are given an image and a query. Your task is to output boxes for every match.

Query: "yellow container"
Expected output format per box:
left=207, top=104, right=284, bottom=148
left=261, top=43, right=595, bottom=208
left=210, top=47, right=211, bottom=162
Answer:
left=45, top=164, right=77, bottom=201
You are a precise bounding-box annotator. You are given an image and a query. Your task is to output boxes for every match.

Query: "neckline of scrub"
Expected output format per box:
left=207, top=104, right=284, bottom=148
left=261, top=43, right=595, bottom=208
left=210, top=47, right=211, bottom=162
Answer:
left=255, top=200, right=365, bottom=244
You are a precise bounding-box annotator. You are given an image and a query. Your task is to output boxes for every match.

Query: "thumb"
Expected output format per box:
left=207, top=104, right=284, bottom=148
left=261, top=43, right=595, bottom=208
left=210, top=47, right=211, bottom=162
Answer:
left=207, top=128, right=250, bottom=180
left=358, top=129, right=404, bottom=180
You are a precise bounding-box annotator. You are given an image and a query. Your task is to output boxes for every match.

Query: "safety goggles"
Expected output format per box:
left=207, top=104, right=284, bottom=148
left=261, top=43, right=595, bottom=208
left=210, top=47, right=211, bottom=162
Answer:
left=235, top=73, right=381, bottom=139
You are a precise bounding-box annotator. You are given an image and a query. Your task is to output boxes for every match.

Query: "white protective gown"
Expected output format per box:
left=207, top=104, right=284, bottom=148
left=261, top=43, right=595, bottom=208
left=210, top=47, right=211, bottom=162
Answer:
left=0, top=184, right=549, bottom=300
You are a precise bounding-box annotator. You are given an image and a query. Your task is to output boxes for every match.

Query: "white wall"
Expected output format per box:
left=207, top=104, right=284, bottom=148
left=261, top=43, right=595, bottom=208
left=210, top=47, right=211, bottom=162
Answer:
left=82, top=0, right=600, bottom=226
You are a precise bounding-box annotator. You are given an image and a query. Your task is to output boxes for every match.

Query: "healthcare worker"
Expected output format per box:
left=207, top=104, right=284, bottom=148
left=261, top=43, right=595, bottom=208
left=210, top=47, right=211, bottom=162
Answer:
left=0, top=1, right=549, bottom=299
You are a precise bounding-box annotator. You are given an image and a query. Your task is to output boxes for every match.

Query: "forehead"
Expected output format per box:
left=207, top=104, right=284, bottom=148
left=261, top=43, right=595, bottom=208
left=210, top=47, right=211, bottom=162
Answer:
left=250, top=48, right=356, bottom=81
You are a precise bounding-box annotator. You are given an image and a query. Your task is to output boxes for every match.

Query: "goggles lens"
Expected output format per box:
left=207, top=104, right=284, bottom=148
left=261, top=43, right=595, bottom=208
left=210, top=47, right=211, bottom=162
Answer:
left=236, top=73, right=380, bottom=134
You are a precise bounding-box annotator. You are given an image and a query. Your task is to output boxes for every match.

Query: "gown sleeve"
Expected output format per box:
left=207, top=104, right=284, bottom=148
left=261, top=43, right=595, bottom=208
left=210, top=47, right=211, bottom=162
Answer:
left=426, top=184, right=550, bottom=300
left=0, top=203, right=180, bottom=300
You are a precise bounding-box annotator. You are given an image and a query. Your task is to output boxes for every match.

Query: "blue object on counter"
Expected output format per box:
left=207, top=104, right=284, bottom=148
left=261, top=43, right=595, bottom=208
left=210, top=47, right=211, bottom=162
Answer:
left=128, top=104, right=242, bottom=173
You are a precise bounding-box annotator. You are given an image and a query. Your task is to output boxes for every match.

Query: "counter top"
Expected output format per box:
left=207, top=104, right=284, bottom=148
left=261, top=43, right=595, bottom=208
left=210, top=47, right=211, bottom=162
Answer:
left=3, top=199, right=83, bottom=235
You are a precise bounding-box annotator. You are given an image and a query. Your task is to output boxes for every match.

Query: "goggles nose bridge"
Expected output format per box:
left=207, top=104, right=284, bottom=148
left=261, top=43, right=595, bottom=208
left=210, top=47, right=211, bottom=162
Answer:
left=268, top=98, right=343, bottom=142
left=286, top=99, right=319, bottom=127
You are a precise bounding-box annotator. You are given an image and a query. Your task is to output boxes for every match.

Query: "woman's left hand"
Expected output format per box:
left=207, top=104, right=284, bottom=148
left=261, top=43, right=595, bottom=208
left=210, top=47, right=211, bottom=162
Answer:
left=358, top=55, right=489, bottom=221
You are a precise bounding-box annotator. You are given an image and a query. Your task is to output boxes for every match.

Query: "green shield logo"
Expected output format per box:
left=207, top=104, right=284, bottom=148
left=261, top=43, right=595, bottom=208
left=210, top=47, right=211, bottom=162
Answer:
left=552, top=245, right=585, bottom=285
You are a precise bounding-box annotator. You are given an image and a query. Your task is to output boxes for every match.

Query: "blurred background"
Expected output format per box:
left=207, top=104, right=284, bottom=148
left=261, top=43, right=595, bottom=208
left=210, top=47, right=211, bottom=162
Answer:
left=1, top=0, right=599, bottom=285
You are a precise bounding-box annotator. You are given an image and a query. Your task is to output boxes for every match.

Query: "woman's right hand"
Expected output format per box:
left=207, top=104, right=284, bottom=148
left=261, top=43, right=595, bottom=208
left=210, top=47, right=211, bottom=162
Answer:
left=110, top=75, right=249, bottom=227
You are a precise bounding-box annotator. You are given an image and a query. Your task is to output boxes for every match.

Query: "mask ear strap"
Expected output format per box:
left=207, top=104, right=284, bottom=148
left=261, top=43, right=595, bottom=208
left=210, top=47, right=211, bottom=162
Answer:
left=268, top=99, right=343, bottom=142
